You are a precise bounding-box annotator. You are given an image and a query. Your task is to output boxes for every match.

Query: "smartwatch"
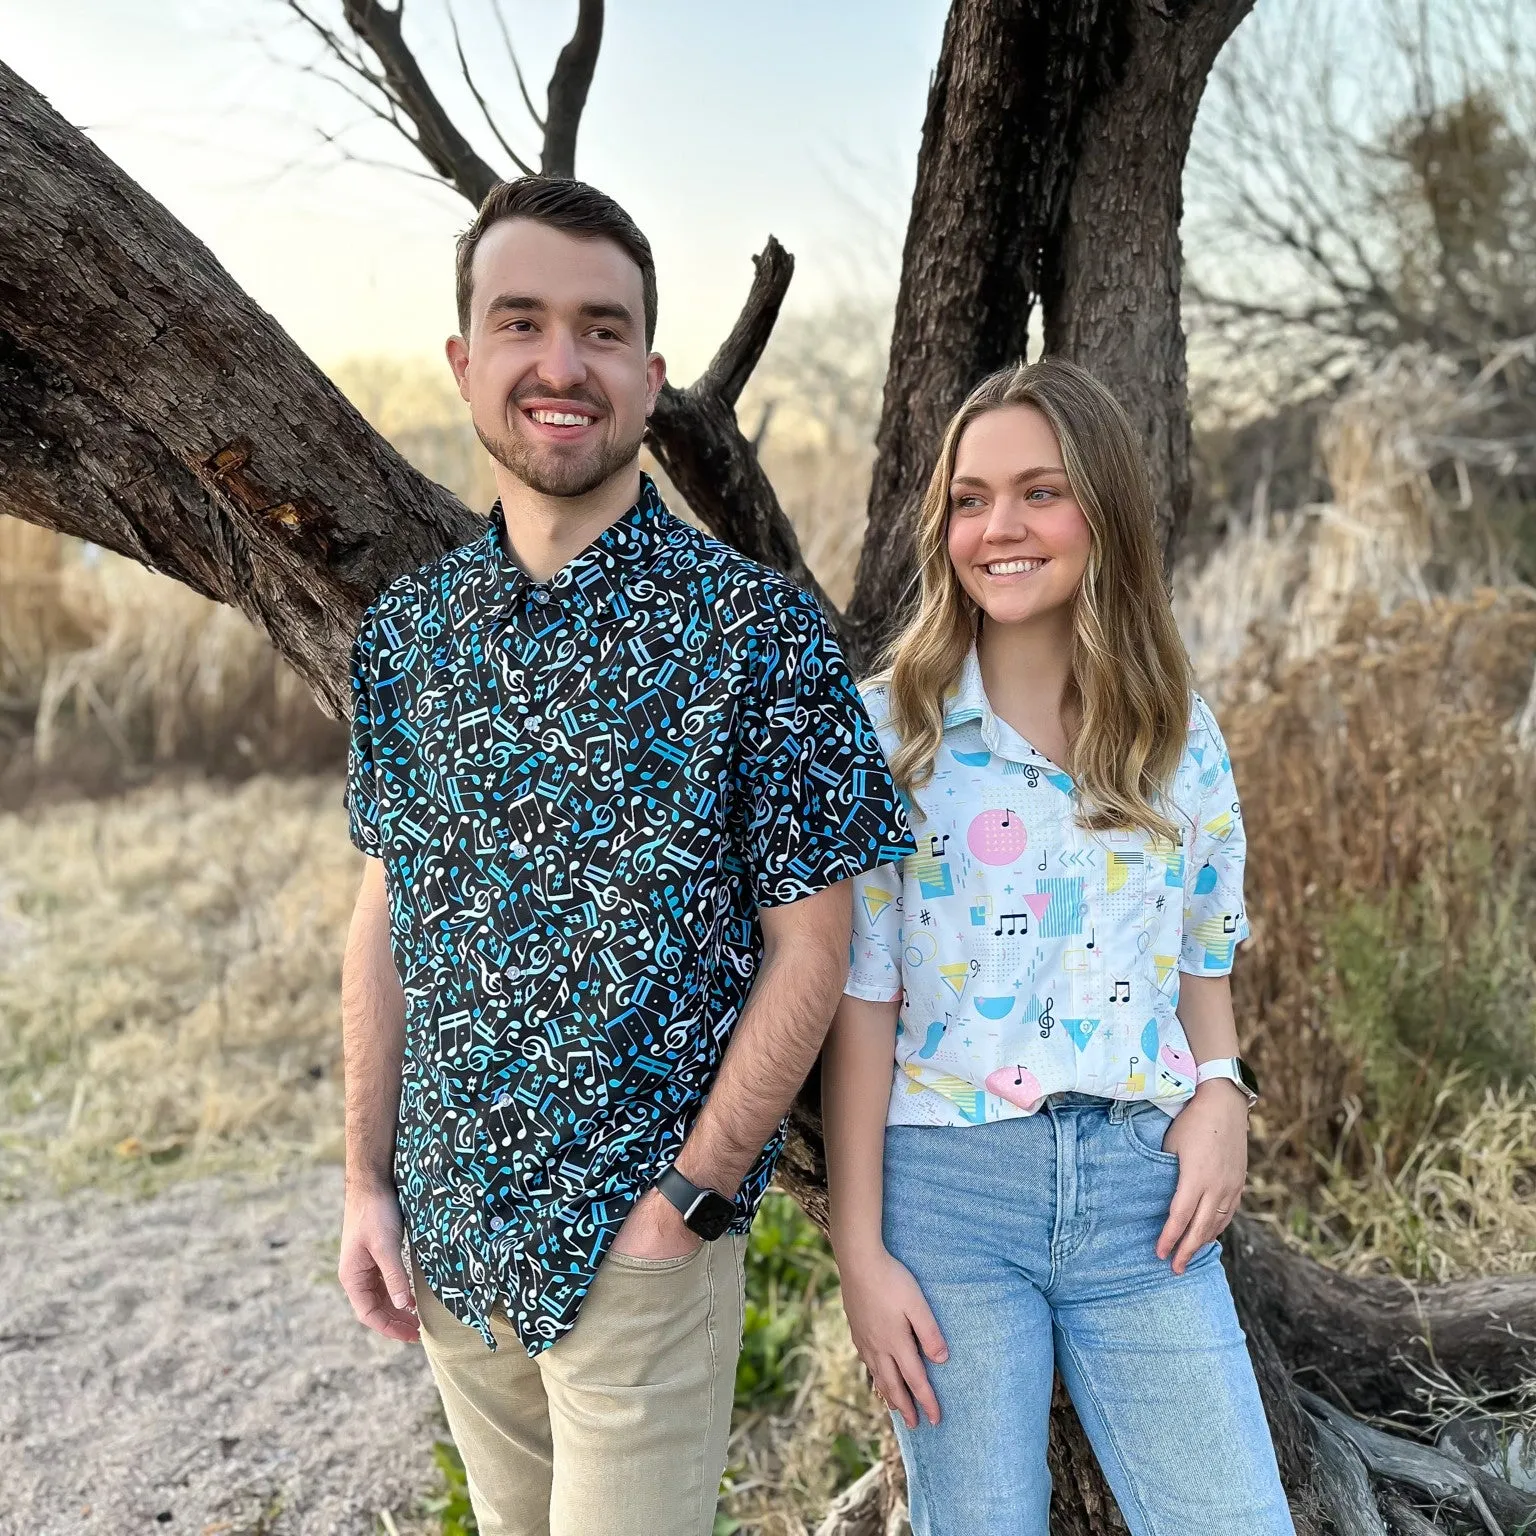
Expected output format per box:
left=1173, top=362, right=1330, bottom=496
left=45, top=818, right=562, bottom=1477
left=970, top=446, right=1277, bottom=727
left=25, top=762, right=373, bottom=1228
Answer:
left=656, top=1167, right=737, bottom=1240
left=1195, top=1055, right=1260, bottom=1107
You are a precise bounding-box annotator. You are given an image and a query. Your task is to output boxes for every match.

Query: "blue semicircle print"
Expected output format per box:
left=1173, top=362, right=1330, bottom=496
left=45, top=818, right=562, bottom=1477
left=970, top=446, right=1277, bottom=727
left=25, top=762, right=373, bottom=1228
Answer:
left=975, top=995, right=1015, bottom=1020
left=951, top=749, right=992, bottom=767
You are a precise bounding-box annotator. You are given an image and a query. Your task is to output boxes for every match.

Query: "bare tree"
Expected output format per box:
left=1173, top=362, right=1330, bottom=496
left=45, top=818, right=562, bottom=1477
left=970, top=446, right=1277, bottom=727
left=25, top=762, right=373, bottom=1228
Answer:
left=3, top=4, right=1536, bottom=1530
left=1187, top=0, right=1536, bottom=386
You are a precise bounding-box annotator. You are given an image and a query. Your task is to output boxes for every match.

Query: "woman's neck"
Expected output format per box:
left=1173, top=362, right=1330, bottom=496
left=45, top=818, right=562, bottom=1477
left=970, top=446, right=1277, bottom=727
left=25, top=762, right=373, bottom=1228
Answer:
left=976, top=610, right=1077, bottom=764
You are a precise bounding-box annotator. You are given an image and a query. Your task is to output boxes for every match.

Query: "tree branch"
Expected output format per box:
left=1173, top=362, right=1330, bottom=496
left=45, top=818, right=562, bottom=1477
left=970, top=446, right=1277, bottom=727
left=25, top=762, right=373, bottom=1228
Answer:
left=541, top=0, right=603, bottom=177
left=339, top=0, right=499, bottom=203
left=646, top=239, right=839, bottom=623
left=447, top=1, right=537, bottom=178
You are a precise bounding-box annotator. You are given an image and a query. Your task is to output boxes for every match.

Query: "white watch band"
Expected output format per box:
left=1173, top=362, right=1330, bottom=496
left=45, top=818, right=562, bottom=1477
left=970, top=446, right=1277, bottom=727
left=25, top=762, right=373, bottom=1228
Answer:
left=1196, top=1057, right=1257, bottom=1105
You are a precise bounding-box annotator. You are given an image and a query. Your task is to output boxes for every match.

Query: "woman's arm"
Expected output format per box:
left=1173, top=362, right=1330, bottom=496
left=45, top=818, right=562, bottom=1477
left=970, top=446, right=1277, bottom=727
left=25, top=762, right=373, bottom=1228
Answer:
left=1160, top=972, right=1251, bottom=1274
left=823, top=994, right=901, bottom=1260
left=823, top=994, right=948, bottom=1428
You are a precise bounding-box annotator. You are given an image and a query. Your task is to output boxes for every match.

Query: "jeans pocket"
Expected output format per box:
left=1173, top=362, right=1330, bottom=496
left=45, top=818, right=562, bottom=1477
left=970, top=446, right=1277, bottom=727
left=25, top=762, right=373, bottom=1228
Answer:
left=605, top=1242, right=706, bottom=1274
left=1123, top=1102, right=1181, bottom=1166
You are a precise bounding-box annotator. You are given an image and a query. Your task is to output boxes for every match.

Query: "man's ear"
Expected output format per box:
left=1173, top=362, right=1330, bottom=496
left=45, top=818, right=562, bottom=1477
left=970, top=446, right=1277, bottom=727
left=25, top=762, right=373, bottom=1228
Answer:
left=446, top=334, right=471, bottom=400
left=644, top=351, right=667, bottom=417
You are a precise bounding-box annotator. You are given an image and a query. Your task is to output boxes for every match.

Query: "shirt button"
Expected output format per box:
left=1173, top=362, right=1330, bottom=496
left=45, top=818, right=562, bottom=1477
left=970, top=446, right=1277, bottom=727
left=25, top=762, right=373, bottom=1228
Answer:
left=489, top=1215, right=506, bottom=1231
left=510, top=841, right=528, bottom=857
left=493, top=1091, right=512, bottom=1109
left=506, top=966, right=523, bottom=980
left=529, top=587, right=550, bottom=605
left=526, top=716, right=542, bottom=732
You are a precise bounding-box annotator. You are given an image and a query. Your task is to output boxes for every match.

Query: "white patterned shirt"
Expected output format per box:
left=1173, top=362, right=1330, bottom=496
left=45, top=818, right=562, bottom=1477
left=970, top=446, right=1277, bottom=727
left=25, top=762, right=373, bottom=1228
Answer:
left=845, top=647, right=1250, bottom=1127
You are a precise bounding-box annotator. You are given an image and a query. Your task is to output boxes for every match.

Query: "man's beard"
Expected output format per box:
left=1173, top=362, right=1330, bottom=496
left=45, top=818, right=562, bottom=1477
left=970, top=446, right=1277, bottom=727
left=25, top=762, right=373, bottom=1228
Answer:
left=476, top=408, right=643, bottom=499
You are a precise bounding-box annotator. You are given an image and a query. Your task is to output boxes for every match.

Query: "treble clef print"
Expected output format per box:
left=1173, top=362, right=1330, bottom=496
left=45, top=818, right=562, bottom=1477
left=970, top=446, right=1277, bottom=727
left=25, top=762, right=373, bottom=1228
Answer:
left=1038, top=995, right=1055, bottom=1040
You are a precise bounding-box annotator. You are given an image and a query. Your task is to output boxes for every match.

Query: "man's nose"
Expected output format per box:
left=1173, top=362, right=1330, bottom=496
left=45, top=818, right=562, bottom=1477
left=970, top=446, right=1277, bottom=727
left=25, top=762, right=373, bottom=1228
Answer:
left=534, top=329, right=586, bottom=392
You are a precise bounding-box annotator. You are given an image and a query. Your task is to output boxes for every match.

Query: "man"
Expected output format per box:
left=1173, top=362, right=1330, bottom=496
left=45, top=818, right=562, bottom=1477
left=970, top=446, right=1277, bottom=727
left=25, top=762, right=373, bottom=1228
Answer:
left=338, top=175, right=913, bottom=1536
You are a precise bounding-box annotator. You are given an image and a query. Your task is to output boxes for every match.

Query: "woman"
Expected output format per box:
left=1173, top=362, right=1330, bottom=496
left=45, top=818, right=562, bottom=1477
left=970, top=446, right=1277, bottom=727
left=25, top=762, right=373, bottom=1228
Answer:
left=821, top=358, right=1293, bottom=1535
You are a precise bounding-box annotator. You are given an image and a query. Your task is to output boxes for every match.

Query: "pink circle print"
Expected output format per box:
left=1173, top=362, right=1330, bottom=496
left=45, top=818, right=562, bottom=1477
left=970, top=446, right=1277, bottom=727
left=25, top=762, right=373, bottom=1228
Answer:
left=967, top=808, right=1027, bottom=865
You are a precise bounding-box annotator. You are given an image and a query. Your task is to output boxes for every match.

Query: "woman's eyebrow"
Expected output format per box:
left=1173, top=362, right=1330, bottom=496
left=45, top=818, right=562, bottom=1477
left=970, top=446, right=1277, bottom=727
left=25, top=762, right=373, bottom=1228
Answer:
left=949, top=465, right=1065, bottom=489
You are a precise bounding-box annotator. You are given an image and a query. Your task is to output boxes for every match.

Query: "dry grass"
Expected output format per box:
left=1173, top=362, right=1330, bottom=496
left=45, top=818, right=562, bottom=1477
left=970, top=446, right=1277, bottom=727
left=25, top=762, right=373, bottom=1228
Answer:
left=0, top=523, right=343, bottom=801
left=723, top=1293, right=886, bottom=1536
left=0, top=773, right=360, bottom=1196
left=1223, top=590, right=1536, bottom=1192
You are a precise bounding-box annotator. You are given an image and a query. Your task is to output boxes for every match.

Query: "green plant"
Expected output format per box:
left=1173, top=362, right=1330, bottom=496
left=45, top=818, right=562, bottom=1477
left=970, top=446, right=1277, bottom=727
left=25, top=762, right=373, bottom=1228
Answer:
left=734, top=1191, right=840, bottom=1412
left=419, top=1440, right=477, bottom=1536
left=1320, top=870, right=1536, bottom=1168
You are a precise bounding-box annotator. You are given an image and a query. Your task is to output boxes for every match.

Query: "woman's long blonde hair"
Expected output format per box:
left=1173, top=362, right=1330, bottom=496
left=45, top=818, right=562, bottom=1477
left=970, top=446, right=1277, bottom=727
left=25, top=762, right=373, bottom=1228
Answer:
left=879, top=357, right=1191, bottom=843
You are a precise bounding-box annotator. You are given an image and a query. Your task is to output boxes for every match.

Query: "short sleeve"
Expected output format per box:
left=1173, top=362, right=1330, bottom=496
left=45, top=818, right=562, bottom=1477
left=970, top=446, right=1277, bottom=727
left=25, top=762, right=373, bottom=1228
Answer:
left=845, top=859, right=904, bottom=1002
left=742, top=589, right=914, bottom=907
left=1180, top=699, right=1249, bottom=975
left=344, top=613, right=384, bottom=858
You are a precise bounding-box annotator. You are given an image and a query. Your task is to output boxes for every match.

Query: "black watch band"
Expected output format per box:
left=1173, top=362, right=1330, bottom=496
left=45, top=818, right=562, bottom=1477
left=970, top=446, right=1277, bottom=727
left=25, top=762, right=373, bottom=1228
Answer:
left=656, top=1167, right=736, bottom=1241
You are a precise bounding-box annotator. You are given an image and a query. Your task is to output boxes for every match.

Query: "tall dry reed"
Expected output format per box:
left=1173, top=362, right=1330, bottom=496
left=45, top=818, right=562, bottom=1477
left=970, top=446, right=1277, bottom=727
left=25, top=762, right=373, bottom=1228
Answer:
left=1224, top=591, right=1536, bottom=1192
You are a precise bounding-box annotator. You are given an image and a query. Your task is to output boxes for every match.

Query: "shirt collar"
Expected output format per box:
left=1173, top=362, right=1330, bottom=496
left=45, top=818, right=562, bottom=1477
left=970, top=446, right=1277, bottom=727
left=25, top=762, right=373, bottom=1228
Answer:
left=943, top=642, right=1063, bottom=773
left=942, top=644, right=989, bottom=727
left=479, top=471, right=669, bottom=621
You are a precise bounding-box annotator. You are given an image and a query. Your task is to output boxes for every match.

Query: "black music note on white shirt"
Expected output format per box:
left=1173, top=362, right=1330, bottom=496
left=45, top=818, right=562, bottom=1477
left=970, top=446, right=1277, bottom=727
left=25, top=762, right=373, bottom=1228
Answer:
left=994, top=911, right=1030, bottom=937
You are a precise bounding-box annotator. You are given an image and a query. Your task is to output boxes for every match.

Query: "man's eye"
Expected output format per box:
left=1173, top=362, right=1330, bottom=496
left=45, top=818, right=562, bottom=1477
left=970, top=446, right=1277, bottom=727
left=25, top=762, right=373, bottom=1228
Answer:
left=591, top=329, right=618, bottom=342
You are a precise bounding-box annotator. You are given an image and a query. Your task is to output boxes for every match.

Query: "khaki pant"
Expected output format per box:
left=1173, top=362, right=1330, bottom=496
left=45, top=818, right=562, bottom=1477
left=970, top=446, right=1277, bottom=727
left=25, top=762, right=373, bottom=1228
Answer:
left=413, top=1237, right=746, bottom=1536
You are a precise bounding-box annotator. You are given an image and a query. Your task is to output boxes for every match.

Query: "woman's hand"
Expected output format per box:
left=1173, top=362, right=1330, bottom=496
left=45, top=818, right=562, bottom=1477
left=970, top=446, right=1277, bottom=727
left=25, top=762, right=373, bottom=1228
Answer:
left=837, top=1244, right=949, bottom=1430
left=1156, top=1079, right=1250, bottom=1274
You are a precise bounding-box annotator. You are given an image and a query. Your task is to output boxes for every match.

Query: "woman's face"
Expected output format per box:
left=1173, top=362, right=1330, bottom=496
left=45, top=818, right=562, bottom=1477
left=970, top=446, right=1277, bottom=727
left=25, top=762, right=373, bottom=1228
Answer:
left=946, top=404, right=1093, bottom=630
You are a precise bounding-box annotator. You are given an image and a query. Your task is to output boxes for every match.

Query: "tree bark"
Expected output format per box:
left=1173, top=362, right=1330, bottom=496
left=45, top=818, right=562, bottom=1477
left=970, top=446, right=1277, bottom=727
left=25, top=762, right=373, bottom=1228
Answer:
left=1225, top=1216, right=1536, bottom=1421
left=0, top=59, right=477, bottom=717
left=1043, top=0, right=1253, bottom=560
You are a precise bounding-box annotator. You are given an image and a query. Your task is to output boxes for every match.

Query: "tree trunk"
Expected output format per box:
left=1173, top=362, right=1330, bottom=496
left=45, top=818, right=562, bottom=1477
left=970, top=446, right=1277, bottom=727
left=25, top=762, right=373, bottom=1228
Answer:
left=1043, top=0, right=1251, bottom=560
left=847, top=0, right=1253, bottom=668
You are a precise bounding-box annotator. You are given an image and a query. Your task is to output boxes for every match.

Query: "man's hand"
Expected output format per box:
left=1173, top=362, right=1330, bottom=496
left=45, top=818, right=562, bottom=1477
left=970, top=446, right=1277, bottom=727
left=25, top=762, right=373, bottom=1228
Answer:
left=1156, top=1079, right=1250, bottom=1275
left=339, top=1184, right=419, bottom=1342
left=610, top=1186, right=702, bottom=1261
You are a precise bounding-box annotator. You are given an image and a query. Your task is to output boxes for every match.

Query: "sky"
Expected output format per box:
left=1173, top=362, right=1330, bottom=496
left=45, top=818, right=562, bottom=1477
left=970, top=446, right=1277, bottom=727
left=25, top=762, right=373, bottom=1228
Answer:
left=2, top=0, right=948, bottom=382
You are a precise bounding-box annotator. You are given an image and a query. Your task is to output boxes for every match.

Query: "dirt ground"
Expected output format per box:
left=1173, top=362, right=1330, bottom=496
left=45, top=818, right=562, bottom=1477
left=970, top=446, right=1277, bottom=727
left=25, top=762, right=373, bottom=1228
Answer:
left=0, top=1165, right=441, bottom=1536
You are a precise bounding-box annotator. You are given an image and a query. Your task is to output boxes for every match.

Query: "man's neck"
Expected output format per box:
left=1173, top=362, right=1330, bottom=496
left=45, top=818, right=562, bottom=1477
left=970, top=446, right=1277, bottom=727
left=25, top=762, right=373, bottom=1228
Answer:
left=493, top=459, right=643, bottom=582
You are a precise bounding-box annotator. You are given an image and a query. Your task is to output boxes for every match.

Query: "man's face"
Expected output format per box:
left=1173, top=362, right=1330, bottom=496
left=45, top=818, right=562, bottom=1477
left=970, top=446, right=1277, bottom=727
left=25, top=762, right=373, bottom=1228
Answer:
left=448, top=218, right=664, bottom=499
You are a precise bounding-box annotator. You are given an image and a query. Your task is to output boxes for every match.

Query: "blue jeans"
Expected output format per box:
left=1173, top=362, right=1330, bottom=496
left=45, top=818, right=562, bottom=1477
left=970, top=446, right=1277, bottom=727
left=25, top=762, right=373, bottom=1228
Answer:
left=883, top=1095, right=1294, bottom=1536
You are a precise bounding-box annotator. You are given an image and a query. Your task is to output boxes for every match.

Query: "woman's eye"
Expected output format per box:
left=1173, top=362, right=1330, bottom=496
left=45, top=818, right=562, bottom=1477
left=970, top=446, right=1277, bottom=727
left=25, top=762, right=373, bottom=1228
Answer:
left=951, top=494, right=984, bottom=511
left=1026, top=486, right=1057, bottom=501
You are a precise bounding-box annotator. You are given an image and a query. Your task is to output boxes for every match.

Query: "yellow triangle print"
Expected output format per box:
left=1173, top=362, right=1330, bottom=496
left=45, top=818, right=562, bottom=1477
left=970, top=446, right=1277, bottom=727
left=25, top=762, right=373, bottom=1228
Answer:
left=939, top=962, right=971, bottom=1001
left=1154, top=954, right=1177, bottom=987
left=861, top=885, right=893, bottom=926
left=1202, top=809, right=1235, bottom=840
left=902, top=1063, right=985, bottom=1123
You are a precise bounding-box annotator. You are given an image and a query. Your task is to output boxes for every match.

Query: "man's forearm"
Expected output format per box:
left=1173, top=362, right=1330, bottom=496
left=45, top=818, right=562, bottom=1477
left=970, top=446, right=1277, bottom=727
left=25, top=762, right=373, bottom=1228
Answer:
left=676, top=919, right=848, bottom=1195
left=341, top=859, right=408, bottom=1196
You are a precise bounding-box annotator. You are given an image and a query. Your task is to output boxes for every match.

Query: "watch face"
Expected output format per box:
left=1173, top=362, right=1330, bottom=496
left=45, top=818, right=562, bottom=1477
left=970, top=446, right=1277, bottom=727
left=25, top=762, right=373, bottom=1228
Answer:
left=688, top=1192, right=737, bottom=1241
left=1237, top=1058, right=1261, bottom=1099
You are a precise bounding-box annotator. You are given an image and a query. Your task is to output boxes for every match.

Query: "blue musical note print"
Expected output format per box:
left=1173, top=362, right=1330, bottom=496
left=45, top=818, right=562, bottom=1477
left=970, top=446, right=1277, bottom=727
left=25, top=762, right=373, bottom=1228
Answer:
left=347, top=475, right=913, bottom=1354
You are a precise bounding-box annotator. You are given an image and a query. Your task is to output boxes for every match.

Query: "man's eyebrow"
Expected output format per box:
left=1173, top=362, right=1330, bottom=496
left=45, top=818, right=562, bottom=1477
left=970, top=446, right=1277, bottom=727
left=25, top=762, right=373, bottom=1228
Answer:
left=484, top=293, right=546, bottom=317
left=578, top=301, right=636, bottom=327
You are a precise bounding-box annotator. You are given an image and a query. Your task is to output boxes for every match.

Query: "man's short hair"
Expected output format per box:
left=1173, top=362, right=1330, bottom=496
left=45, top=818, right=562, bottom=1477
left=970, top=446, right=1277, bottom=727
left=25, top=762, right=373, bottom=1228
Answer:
left=454, top=176, right=658, bottom=347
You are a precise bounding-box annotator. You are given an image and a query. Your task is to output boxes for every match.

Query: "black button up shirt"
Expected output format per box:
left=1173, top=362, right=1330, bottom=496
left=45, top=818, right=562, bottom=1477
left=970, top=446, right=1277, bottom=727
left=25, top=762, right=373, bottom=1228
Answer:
left=346, top=474, right=913, bottom=1353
